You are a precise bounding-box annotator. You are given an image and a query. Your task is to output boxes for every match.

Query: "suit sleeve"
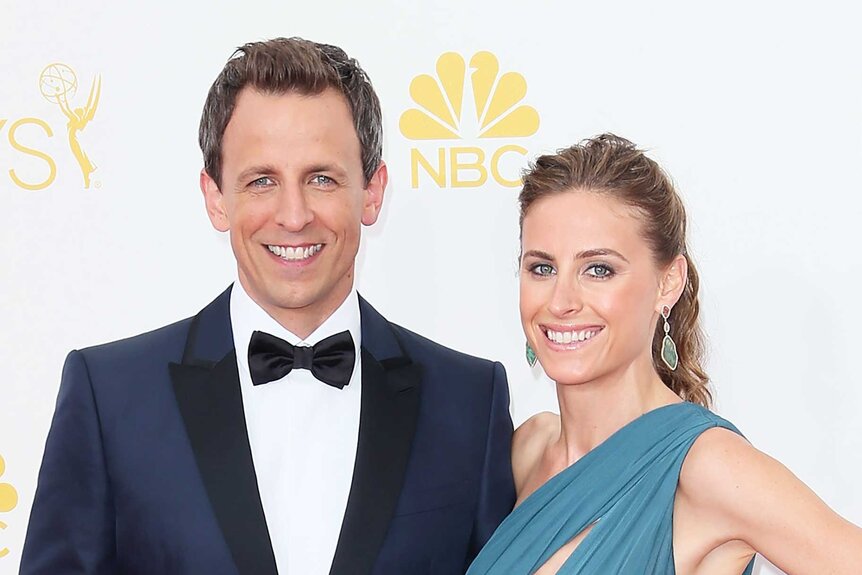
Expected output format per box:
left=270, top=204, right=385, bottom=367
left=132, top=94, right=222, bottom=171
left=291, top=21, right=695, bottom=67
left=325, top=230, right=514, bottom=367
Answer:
left=467, top=361, right=516, bottom=563
left=19, top=350, right=117, bottom=574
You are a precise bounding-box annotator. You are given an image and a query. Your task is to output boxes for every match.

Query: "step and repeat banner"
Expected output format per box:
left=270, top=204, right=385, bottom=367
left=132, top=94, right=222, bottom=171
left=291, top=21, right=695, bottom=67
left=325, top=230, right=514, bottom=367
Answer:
left=1, top=1, right=860, bottom=572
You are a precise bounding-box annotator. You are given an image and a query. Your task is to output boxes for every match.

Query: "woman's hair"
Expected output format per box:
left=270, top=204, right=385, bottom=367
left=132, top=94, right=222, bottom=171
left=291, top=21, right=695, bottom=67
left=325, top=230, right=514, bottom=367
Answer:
left=519, top=134, right=711, bottom=407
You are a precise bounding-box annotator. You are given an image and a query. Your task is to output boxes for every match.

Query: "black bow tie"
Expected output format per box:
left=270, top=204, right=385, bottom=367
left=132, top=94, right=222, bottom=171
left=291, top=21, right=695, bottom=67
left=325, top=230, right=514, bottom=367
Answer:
left=248, top=330, right=355, bottom=389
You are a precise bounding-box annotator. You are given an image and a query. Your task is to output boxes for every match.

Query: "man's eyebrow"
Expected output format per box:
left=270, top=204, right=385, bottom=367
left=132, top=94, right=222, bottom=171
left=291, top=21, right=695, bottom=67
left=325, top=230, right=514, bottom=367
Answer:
left=235, top=163, right=351, bottom=183
left=305, top=163, right=348, bottom=176
left=236, top=164, right=279, bottom=182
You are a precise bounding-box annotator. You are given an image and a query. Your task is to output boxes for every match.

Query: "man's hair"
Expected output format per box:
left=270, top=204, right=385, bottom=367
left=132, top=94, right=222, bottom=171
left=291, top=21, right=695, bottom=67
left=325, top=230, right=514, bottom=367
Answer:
left=199, top=37, right=383, bottom=188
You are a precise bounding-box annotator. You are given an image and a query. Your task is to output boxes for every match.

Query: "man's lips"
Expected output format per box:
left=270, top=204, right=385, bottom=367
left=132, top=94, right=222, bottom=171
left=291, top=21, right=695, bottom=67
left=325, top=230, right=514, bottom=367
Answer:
left=265, top=243, right=323, bottom=262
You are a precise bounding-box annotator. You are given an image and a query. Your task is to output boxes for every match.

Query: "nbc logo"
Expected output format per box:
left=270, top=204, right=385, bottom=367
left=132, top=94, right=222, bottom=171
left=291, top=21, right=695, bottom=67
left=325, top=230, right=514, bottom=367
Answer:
left=0, top=455, right=18, bottom=559
left=400, top=52, right=539, bottom=189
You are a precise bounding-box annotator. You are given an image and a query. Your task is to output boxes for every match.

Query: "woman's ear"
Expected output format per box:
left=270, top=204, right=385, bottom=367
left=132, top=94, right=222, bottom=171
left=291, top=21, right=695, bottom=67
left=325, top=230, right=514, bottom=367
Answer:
left=657, top=254, right=688, bottom=311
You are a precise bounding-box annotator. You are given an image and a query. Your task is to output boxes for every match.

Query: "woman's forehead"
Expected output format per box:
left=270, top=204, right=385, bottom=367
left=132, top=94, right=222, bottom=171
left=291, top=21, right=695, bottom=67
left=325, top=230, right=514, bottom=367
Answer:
left=522, top=191, right=644, bottom=243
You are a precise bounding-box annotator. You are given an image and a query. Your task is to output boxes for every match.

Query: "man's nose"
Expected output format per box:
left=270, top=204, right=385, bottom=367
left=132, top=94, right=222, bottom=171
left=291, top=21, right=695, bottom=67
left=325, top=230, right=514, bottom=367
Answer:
left=274, top=185, right=314, bottom=231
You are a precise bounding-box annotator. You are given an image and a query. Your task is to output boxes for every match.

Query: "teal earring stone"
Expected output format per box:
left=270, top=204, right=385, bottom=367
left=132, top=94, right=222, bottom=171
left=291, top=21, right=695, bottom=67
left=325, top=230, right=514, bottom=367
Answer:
left=661, top=334, right=678, bottom=371
left=660, top=306, right=678, bottom=371
left=526, top=342, right=537, bottom=367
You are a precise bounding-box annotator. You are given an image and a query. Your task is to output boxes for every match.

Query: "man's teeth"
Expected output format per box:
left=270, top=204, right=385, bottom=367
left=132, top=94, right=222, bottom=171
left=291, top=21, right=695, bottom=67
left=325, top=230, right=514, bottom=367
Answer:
left=267, top=244, right=323, bottom=261
left=545, top=328, right=601, bottom=344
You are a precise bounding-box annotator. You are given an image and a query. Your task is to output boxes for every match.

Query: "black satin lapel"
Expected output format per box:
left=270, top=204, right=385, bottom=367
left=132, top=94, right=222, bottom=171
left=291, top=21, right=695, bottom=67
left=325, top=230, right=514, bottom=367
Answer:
left=329, top=348, right=422, bottom=575
left=184, top=286, right=234, bottom=364
left=170, top=350, right=278, bottom=575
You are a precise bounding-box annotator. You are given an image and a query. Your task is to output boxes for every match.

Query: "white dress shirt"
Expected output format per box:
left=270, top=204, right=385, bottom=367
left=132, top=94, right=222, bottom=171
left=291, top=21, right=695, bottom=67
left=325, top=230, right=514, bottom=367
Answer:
left=230, top=279, right=362, bottom=575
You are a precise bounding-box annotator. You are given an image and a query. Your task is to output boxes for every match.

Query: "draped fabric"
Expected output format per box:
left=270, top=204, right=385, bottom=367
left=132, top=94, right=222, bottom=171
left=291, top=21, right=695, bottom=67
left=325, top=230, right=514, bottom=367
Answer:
left=468, top=402, right=755, bottom=574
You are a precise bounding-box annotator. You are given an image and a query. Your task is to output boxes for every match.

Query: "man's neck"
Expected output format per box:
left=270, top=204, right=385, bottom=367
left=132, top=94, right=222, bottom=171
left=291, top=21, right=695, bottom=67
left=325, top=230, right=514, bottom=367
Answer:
left=237, top=278, right=354, bottom=341
left=267, top=305, right=343, bottom=341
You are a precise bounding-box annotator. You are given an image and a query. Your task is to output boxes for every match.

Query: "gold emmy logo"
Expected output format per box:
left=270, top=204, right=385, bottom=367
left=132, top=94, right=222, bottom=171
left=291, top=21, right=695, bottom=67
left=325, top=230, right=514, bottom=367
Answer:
left=400, top=52, right=539, bottom=188
left=0, top=63, right=102, bottom=191
left=40, top=63, right=102, bottom=189
left=0, top=455, right=19, bottom=559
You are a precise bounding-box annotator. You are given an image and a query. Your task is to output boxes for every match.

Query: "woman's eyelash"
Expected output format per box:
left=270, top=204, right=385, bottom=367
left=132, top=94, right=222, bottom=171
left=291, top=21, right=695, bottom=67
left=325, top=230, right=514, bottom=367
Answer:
left=527, top=263, right=555, bottom=276
left=524, top=261, right=616, bottom=279
left=585, top=263, right=615, bottom=278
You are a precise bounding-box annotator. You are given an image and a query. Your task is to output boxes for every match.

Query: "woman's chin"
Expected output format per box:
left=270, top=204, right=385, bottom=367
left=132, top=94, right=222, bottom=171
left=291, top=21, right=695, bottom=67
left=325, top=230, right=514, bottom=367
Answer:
left=542, top=366, right=599, bottom=387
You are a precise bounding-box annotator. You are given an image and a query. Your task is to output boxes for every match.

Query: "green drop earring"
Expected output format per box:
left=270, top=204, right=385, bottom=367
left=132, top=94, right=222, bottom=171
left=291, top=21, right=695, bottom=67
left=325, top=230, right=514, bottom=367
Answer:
left=525, top=341, right=537, bottom=367
left=660, top=305, right=679, bottom=371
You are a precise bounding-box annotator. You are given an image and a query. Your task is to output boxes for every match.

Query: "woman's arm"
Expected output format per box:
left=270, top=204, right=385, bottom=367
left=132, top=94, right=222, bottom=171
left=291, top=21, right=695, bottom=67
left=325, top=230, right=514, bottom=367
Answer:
left=679, top=427, right=862, bottom=574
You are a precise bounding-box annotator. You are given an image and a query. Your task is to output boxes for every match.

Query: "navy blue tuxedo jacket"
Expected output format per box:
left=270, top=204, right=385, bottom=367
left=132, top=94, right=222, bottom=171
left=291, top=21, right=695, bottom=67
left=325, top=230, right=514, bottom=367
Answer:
left=21, top=288, right=515, bottom=574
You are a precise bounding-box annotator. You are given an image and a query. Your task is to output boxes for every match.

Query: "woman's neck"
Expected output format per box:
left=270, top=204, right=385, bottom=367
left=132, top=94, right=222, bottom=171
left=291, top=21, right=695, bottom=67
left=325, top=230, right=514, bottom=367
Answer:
left=553, top=355, right=681, bottom=466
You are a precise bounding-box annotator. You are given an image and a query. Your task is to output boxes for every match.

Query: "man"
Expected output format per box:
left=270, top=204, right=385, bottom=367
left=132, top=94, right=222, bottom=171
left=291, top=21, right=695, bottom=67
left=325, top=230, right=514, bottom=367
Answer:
left=21, top=38, right=515, bottom=574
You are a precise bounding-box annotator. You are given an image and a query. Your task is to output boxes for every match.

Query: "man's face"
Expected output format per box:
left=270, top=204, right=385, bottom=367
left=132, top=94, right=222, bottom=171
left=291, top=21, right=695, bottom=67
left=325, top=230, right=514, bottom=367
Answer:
left=201, top=87, right=386, bottom=336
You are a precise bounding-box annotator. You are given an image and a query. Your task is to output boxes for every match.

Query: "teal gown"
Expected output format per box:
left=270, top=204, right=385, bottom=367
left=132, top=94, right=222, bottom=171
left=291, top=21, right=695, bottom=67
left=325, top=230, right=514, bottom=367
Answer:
left=467, top=402, right=756, bottom=574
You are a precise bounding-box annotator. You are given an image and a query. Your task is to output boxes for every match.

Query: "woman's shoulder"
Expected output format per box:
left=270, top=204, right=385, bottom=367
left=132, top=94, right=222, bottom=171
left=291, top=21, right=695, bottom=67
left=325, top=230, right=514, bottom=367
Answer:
left=514, top=411, right=560, bottom=450
left=677, top=415, right=768, bottom=516
left=663, top=403, right=752, bottom=484
left=681, top=423, right=753, bottom=483
left=512, top=412, right=560, bottom=491
left=675, top=411, right=862, bottom=572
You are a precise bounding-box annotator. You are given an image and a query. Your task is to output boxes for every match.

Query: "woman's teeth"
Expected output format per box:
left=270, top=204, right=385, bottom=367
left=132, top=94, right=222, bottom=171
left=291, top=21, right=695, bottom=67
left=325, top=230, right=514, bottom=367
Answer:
left=545, top=328, right=601, bottom=344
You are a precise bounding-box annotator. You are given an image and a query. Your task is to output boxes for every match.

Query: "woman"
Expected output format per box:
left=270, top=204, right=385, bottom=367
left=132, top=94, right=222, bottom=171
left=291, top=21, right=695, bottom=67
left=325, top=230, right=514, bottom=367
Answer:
left=468, top=134, right=862, bottom=574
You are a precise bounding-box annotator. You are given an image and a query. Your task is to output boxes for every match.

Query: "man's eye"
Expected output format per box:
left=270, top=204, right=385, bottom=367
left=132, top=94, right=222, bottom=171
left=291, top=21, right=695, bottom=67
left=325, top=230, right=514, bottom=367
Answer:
left=529, top=263, right=555, bottom=277
left=310, top=175, right=335, bottom=186
left=585, top=263, right=614, bottom=278
left=250, top=177, right=274, bottom=187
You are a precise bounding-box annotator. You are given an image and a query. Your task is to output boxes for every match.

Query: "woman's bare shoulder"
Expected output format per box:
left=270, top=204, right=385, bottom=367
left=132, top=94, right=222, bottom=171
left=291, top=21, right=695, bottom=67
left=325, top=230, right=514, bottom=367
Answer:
left=512, top=412, right=559, bottom=491
left=514, top=412, right=560, bottom=451
left=678, top=425, right=756, bottom=507
left=678, top=424, right=862, bottom=572
left=679, top=424, right=841, bottom=540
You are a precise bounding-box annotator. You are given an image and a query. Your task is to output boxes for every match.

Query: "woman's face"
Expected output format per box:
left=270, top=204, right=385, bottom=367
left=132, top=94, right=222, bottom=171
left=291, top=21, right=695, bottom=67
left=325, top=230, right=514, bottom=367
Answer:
left=519, top=190, right=678, bottom=386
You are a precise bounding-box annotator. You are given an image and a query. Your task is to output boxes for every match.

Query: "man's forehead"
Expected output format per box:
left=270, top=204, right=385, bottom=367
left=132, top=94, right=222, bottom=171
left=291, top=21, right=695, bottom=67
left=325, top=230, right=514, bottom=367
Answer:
left=220, top=89, right=362, bottom=174
left=225, top=89, right=354, bottom=138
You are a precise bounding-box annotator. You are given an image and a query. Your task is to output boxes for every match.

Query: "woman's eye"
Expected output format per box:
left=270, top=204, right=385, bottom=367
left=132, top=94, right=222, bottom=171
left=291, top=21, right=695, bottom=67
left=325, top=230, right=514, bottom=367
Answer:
left=530, top=263, right=556, bottom=277
left=586, top=263, right=614, bottom=278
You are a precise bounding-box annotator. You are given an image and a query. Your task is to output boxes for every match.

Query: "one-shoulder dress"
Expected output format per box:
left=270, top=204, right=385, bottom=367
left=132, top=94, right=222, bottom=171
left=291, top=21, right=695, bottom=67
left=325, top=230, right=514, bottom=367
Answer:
left=467, top=402, right=756, bottom=574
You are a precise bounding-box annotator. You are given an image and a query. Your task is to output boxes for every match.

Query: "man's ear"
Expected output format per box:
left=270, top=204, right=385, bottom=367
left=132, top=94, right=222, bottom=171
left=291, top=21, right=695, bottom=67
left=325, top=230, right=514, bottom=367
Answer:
left=200, top=169, right=230, bottom=232
left=657, top=254, right=688, bottom=311
left=361, top=162, right=388, bottom=226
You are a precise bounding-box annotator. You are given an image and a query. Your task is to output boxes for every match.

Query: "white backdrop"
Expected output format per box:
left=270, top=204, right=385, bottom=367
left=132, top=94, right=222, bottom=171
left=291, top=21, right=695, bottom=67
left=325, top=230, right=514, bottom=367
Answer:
left=1, top=1, right=860, bottom=573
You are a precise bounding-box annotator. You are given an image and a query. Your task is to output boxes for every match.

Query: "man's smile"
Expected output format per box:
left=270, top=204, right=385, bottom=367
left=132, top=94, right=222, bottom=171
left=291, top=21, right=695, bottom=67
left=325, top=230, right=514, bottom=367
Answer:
left=266, top=243, right=324, bottom=262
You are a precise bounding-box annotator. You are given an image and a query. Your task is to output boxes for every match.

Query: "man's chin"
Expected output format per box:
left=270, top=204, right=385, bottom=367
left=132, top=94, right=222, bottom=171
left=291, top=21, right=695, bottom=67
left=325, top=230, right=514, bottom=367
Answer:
left=244, top=274, right=353, bottom=322
left=260, top=285, right=342, bottom=314
left=261, top=292, right=322, bottom=313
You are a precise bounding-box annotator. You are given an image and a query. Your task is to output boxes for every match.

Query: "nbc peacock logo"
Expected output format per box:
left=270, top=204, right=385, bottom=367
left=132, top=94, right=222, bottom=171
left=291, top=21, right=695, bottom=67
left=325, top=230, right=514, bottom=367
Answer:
left=400, top=51, right=540, bottom=189
left=0, top=455, right=19, bottom=559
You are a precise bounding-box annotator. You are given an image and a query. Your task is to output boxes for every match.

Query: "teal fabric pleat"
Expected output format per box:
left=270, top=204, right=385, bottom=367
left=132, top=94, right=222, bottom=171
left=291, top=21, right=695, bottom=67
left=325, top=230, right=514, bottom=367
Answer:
left=468, top=402, right=755, bottom=574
